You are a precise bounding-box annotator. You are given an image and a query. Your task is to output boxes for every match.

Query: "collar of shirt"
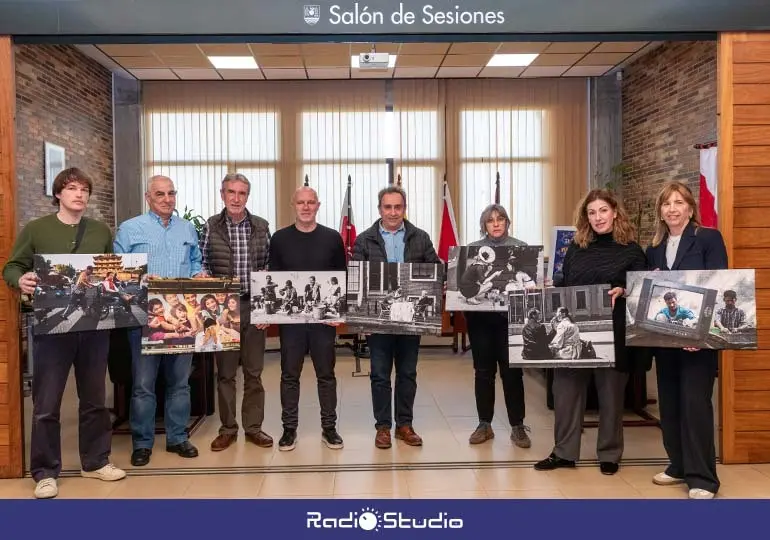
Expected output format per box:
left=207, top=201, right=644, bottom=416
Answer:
left=148, top=210, right=176, bottom=227
left=225, top=210, right=250, bottom=226
left=379, top=221, right=405, bottom=236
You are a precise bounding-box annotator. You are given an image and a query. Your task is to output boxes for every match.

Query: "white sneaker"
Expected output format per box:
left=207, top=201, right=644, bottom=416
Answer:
left=34, top=478, right=58, bottom=499
left=689, top=488, right=715, bottom=499
left=653, top=472, right=686, bottom=486
left=81, top=463, right=127, bottom=482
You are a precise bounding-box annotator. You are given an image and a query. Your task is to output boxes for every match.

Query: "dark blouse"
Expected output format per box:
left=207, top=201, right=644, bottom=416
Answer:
left=555, top=232, right=650, bottom=373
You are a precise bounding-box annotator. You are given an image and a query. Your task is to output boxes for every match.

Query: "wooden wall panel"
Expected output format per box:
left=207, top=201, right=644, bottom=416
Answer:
left=720, top=32, right=770, bottom=464
left=0, top=36, right=21, bottom=478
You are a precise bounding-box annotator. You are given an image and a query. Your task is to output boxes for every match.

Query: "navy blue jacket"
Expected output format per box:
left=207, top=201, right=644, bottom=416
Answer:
left=645, top=221, right=728, bottom=272
left=645, top=220, right=728, bottom=368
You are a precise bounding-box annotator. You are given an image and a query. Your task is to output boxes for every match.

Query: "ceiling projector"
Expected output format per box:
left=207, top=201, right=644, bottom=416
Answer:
left=359, top=52, right=390, bottom=69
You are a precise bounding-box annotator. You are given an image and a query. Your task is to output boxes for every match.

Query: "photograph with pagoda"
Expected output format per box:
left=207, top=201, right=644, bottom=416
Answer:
left=31, top=252, right=149, bottom=335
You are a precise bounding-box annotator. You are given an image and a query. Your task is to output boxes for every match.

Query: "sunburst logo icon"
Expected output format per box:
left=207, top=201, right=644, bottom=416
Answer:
left=357, top=507, right=382, bottom=532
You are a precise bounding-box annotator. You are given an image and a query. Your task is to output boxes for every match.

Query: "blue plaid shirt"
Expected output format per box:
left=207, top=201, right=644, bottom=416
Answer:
left=114, top=211, right=202, bottom=278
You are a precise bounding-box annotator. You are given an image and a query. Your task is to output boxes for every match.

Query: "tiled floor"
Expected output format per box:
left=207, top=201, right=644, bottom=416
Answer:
left=3, top=464, right=770, bottom=499
left=1, top=336, right=742, bottom=499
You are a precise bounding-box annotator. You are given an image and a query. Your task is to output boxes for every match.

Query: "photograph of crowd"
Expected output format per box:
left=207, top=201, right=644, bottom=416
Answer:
left=141, top=278, right=242, bottom=355
left=31, top=253, right=148, bottom=335
left=625, top=269, right=757, bottom=350
left=344, top=261, right=444, bottom=335
left=508, top=284, right=616, bottom=368
left=249, top=271, right=346, bottom=325
left=445, top=245, right=544, bottom=312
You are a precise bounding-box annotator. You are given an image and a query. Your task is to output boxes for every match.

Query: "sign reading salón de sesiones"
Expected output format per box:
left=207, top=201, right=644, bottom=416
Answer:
left=322, top=2, right=505, bottom=26
left=1, top=0, right=769, bottom=36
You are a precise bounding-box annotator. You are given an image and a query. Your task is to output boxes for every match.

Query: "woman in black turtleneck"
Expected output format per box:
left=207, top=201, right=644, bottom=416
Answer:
left=534, top=189, right=649, bottom=475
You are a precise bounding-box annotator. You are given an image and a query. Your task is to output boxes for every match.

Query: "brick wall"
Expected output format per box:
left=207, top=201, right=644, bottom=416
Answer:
left=621, top=41, right=717, bottom=244
left=15, top=45, right=114, bottom=229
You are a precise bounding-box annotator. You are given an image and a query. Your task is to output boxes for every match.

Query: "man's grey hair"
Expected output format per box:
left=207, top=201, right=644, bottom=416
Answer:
left=221, top=173, right=251, bottom=194
left=479, top=204, right=511, bottom=236
left=377, top=185, right=407, bottom=208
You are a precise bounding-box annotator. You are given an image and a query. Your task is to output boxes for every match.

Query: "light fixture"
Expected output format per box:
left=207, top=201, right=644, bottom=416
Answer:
left=208, top=56, right=259, bottom=69
left=486, top=53, right=539, bottom=67
left=350, top=54, right=397, bottom=68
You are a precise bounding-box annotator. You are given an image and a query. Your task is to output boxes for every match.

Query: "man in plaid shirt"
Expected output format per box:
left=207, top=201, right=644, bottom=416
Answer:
left=714, top=289, right=750, bottom=334
left=200, top=173, right=273, bottom=451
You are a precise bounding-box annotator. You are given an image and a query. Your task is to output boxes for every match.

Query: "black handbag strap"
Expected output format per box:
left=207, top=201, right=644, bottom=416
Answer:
left=71, top=218, right=87, bottom=253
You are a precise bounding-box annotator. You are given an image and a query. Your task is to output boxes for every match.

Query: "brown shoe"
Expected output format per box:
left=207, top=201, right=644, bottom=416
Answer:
left=375, top=428, right=392, bottom=449
left=245, top=430, right=274, bottom=448
left=210, top=433, right=237, bottom=452
left=469, top=422, right=495, bottom=445
left=395, top=425, right=423, bottom=446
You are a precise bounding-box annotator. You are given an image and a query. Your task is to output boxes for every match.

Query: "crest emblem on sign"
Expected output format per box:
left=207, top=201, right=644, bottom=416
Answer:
left=304, top=5, right=321, bottom=25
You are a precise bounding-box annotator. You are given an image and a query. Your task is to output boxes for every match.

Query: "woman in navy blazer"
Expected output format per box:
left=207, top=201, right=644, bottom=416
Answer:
left=645, top=181, right=727, bottom=500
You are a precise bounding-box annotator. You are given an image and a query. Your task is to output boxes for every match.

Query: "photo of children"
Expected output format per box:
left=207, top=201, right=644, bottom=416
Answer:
left=141, top=278, right=241, bottom=355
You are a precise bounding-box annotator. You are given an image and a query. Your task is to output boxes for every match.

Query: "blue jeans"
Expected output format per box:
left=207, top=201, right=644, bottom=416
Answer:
left=128, top=328, right=193, bottom=449
left=367, top=334, right=420, bottom=429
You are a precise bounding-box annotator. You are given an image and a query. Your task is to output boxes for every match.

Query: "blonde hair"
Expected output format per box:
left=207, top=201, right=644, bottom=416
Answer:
left=651, top=181, right=700, bottom=247
left=573, top=189, right=636, bottom=248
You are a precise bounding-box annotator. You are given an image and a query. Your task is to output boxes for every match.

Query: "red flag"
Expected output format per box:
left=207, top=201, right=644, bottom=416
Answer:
left=437, top=181, right=459, bottom=263
left=339, top=179, right=357, bottom=261
left=699, top=145, right=718, bottom=227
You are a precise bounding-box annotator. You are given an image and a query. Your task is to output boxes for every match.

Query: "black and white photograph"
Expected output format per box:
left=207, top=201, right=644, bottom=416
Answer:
left=344, top=261, right=444, bottom=336
left=625, top=269, right=757, bottom=350
left=32, top=253, right=148, bottom=335
left=142, top=278, right=242, bottom=355
left=508, top=284, right=616, bottom=368
left=249, top=270, right=347, bottom=325
left=446, top=244, right=544, bottom=312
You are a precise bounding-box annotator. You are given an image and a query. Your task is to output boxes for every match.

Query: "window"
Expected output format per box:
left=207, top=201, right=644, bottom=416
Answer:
left=302, top=111, right=389, bottom=232
left=347, top=263, right=361, bottom=293
left=145, top=111, right=279, bottom=232
left=367, top=262, right=400, bottom=292
left=395, top=110, right=440, bottom=241
left=459, top=109, right=546, bottom=245
left=301, top=110, right=440, bottom=240
left=410, top=263, right=437, bottom=281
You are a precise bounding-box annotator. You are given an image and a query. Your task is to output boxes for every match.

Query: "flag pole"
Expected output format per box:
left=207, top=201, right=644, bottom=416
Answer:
left=346, top=174, right=352, bottom=255
left=495, top=171, right=501, bottom=204
left=304, top=174, right=309, bottom=187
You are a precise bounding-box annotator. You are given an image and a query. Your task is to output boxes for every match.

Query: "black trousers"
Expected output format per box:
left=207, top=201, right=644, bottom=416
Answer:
left=655, top=349, right=720, bottom=493
left=31, top=331, right=112, bottom=482
left=278, top=324, right=338, bottom=431
left=466, top=312, right=525, bottom=426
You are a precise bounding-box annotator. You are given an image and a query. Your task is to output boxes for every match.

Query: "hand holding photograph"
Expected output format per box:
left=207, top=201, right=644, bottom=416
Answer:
left=344, top=261, right=445, bottom=336
left=508, top=284, right=616, bottom=368
left=446, top=245, right=544, bottom=312
left=624, top=269, right=757, bottom=350
left=249, top=270, right=347, bottom=325
left=142, top=278, right=242, bottom=355
left=32, top=253, right=148, bottom=335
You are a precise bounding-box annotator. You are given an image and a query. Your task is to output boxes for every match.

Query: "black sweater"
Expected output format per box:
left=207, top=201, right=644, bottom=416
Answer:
left=268, top=224, right=347, bottom=272
left=555, top=233, right=651, bottom=373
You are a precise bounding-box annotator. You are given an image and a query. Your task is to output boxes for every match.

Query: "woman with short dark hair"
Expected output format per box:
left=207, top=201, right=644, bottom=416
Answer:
left=466, top=204, right=532, bottom=448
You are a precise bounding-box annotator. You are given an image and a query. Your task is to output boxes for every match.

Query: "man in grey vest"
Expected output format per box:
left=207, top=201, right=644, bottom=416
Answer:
left=199, top=173, right=273, bottom=451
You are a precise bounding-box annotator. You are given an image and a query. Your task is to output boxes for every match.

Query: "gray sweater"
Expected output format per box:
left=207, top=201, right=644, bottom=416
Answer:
left=468, top=234, right=527, bottom=248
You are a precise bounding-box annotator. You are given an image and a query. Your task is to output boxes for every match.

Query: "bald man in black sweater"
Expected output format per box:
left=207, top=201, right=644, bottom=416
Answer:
left=269, top=186, right=347, bottom=452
